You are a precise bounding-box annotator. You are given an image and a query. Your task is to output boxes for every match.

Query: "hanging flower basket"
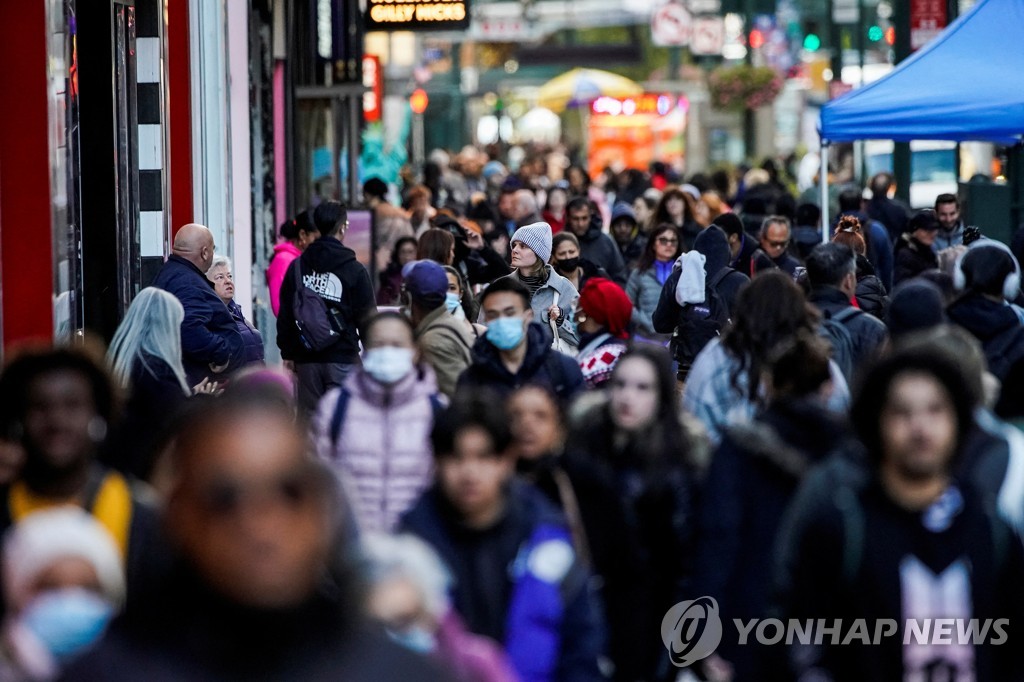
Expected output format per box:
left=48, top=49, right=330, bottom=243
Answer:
left=707, top=64, right=783, bottom=111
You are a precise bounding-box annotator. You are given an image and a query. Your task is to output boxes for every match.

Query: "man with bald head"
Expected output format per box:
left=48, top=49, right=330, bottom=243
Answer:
left=154, top=223, right=245, bottom=385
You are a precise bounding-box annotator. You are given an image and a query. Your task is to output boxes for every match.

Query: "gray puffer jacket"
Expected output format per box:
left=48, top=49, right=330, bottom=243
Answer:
left=499, top=265, right=580, bottom=348
left=626, top=267, right=672, bottom=342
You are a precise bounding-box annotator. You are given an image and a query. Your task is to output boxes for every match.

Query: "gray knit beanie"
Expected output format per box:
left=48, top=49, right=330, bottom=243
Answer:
left=510, top=222, right=553, bottom=263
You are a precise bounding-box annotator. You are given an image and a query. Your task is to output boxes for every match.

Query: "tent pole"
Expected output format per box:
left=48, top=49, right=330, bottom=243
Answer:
left=820, top=141, right=830, bottom=243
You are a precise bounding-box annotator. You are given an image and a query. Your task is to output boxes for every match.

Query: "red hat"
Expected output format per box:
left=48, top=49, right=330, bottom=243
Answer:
left=579, top=277, right=633, bottom=339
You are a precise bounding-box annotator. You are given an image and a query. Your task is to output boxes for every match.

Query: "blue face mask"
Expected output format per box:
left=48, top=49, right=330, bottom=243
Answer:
left=444, top=292, right=462, bottom=314
left=487, top=316, right=526, bottom=350
left=20, top=588, right=114, bottom=662
left=387, top=626, right=437, bottom=655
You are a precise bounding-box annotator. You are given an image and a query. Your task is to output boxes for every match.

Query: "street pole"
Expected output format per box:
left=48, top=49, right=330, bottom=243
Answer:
left=413, top=112, right=425, bottom=180
left=892, top=0, right=912, bottom=204
left=743, top=0, right=755, bottom=161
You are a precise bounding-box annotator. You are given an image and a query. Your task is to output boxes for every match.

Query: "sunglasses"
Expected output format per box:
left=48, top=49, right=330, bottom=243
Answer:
left=193, top=468, right=326, bottom=519
left=765, top=239, right=790, bottom=249
left=656, top=237, right=679, bottom=245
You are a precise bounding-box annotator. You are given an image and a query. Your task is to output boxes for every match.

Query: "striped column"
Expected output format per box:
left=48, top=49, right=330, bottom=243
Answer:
left=136, top=0, right=166, bottom=260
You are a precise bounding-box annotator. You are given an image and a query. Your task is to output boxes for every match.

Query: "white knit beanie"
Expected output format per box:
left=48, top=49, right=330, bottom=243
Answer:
left=4, top=508, right=126, bottom=611
left=510, top=222, right=553, bottom=264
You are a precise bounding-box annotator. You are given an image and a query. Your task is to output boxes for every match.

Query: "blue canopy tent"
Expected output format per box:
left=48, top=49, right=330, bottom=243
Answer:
left=815, top=0, right=1024, bottom=234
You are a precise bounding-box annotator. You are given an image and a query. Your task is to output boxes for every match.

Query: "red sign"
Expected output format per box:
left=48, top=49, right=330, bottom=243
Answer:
left=362, top=55, right=382, bottom=123
left=910, top=0, right=946, bottom=50
left=410, top=88, right=429, bottom=115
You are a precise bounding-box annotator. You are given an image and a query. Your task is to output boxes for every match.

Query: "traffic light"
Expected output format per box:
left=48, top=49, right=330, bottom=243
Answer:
left=802, top=20, right=821, bottom=52
left=868, top=25, right=883, bottom=41
left=749, top=29, right=765, bottom=49
left=410, top=88, right=429, bottom=114
left=885, top=26, right=896, bottom=45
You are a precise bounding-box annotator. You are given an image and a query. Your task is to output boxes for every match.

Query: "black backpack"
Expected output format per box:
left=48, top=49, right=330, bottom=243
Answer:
left=290, top=259, right=344, bottom=352
left=672, top=267, right=732, bottom=374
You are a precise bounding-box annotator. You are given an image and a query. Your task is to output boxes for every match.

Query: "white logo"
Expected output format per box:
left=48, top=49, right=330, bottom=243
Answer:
left=661, top=596, right=723, bottom=667
left=527, top=540, right=575, bottom=584
left=304, top=271, right=343, bottom=303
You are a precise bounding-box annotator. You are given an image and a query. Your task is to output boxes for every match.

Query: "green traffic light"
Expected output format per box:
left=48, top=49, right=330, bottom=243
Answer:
left=868, top=25, right=883, bottom=41
left=803, top=33, right=821, bottom=51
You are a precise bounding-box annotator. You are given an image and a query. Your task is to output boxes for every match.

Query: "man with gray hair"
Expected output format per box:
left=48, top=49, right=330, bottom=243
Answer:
left=153, top=223, right=244, bottom=385
left=512, top=189, right=542, bottom=228
left=806, top=242, right=888, bottom=373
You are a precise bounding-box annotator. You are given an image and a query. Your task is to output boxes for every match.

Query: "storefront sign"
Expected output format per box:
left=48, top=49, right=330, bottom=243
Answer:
left=591, top=94, right=684, bottom=117
left=910, top=0, right=946, bottom=50
left=362, top=55, right=382, bottom=122
left=365, top=0, right=470, bottom=31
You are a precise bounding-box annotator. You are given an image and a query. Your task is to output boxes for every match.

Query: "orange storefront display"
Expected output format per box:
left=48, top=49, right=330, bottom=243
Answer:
left=587, top=94, right=688, bottom=176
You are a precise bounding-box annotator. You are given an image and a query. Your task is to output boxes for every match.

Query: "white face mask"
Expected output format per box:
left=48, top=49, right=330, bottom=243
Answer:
left=363, top=347, right=415, bottom=384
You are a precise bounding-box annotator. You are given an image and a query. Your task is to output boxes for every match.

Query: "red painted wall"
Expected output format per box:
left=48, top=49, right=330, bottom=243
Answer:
left=0, top=2, right=54, bottom=348
left=168, top=0, right=194, bottom=236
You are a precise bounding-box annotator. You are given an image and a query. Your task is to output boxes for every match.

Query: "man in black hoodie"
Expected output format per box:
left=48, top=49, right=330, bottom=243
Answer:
left=277, top=201, right=377, bottom=412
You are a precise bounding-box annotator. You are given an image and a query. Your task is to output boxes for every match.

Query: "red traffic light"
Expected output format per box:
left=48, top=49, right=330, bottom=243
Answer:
left=410, top=88, right=429, bottom=114
left=749, top=29, right=765, bottom=49
left=885, top=26, right=896, bottom=45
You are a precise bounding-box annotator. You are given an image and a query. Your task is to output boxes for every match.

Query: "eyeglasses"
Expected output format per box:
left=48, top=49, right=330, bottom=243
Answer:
left=765, top=239, right=790, bottom=249
left=656, top=237, right=679, bottom=246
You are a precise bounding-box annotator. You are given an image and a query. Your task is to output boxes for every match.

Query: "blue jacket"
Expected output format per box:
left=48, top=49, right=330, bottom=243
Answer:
left=457, top=323, right=584, bottom=403
left=153, top=255, right=245, bottom=385
left=227, top=300, right=265, bottom=365
left=400, top=482, right=606, bottom=682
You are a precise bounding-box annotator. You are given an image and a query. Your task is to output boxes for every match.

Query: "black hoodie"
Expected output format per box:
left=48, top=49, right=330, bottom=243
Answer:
left=947, top=293, right=1024, bottom=381
left=277, top=236, right=376, bottom=363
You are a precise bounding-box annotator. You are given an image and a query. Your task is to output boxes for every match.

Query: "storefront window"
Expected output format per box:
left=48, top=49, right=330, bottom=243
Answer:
left=46, top=0, right=84, bottom=341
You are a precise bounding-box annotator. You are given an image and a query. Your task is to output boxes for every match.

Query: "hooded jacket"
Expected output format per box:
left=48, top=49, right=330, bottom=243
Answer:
left=266, top=242, right=301, bottom=316
left=276, top=237, right=377, bottom=364
left=576, top=214, right=627, bottom=286
left=313, top=366, right=440, bottom=533
left=153, top=255, right=245, bottom=386
left=456, top=323, right=585, bottom=403
left=650, top=228, right=750, bottom=337
left=399, top=482, right=605, bottom=682
left=416, top=305, right=474, bottom=399
left=947, top=293, right=1024, bottom=381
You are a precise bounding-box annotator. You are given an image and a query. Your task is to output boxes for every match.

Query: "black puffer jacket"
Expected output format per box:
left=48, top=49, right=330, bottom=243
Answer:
left=893, top=233, right=938, bottom=285
left=854, top=255, right=889, bottom=319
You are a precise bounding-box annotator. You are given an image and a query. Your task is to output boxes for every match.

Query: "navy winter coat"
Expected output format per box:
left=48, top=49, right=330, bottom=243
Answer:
left=227, top=300, right=265, bottom=365
left=456, top=323, right=584, bottom=403
left=153, top=255, right=244, bottom=386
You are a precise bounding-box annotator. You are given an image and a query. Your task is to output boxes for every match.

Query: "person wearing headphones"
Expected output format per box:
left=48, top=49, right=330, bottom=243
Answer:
left=947, top=239, right=1024, bottom=382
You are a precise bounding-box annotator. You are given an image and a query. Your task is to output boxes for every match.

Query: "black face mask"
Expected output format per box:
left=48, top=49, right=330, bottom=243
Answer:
left=555, top=257, right=580, bottom=273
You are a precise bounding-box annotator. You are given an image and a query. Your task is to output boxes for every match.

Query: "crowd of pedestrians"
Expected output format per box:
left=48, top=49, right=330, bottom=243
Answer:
left=1, top=150, right=1024, bottom=681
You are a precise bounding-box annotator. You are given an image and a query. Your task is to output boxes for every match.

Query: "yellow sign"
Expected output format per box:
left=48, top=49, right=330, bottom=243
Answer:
left=365, top=0, right=470, bottom=31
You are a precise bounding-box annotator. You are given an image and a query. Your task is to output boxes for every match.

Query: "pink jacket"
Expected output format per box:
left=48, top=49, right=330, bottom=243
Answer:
left=266, top=242, right=302, bottom=316
left=313, top=365, right=440, bottom=533
left=436, top=610, right=520, bottom=682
